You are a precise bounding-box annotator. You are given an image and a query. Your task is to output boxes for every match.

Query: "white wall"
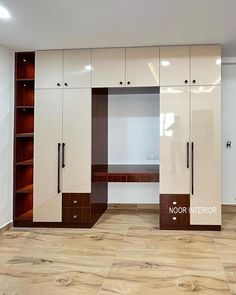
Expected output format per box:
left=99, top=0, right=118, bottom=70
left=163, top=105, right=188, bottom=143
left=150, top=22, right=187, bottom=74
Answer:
left=108, top=88, right=159, bottom=203
left=0, top=46, right=14, bottom=228
left=222, top=59, right=236, bottom=204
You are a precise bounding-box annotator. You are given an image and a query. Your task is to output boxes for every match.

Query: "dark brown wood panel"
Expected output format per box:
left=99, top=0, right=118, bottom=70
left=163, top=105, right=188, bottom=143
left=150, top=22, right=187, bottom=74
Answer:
left=14, top=52, right=35, bottom=227
left=62, top=207, right=91, bottom=224
left=160, top=194, right=190, bottom=229
left=62, top=193, right=90, bottom=208
left=91, top=88, right=108, bottom=226
left=16, top=80, right=34, bottom=106
left=93, top=165, right=159, bottom=183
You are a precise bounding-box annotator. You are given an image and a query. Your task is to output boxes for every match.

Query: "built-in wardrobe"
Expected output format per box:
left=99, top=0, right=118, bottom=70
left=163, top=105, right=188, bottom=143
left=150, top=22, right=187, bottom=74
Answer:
left=13, top=45, right=221, bottom=230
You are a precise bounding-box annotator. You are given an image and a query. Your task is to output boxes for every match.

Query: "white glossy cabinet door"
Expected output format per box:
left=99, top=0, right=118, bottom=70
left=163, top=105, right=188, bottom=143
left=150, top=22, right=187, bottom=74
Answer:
left=126, top=47, right=159, bottom=87
left=62, top=89, right=91, bottom=192
left=92, top=48, right=125, bottom=87
left=160, top=46, right=190, bottom=86
left=35, top=50, right=63, bottom=89
left=191, top=45, right=221, bottom=85
left=63, top=49, right=92, bottom=88
left=190, top=86, right=221, bottom=225
left=160, top=87, right=190, bottom=194
left=34, top=89, right=62, bottom=222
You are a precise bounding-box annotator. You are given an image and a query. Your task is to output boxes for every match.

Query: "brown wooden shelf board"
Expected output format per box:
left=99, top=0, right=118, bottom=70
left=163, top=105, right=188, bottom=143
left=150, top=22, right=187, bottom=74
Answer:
left=15, top=209, right=33, bottom=221
left=16, top=159, right=33, bottom=166
left=16, top=106, right=34, bottom=109
left=93, top=164, right=159, bottom=183
left=16, top=133, right=34, bottom=138
left=15, top=184, right=33, bottom=193
left=16, top=78, right=34, bottom=81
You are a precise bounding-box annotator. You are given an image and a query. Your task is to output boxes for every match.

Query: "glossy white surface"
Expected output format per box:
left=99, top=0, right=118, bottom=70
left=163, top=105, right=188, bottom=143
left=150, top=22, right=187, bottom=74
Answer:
left=126, top=47, right=159, bottom=87
left=191, top=45, right=221, bottom=85
left=62, top=89, right=91, bottom=193
left=0, top=46, right=13, bottom=228
left=34, top=89, right=62, bottom=222
left=92, top=48, right=125, bottom=87
left=222, top=63, right=236, bottom=204
left=35, top=50, right=63, bottom=89
left=160, top=46, right=190, bottom=86
left=160, top=87, right=190, bottom=194
left=63, top=49, right=91, bottom=88
left=190, top=86, right=221, bottom=225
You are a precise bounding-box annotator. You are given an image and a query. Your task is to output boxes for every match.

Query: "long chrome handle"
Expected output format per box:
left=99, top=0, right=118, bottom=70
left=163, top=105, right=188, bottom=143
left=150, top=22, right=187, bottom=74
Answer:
left=191, top=142, right=194, bottom=195
left=187, top=142, right=189, bottom=168
left=62, top=143, right=65, bottom=168
left=58, top=143, right=61, bottom=194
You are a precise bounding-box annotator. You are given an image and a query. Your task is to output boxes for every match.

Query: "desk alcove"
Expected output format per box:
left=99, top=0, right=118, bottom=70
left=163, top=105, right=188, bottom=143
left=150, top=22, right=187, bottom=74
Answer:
left=92, top=87, right=160, bottom=210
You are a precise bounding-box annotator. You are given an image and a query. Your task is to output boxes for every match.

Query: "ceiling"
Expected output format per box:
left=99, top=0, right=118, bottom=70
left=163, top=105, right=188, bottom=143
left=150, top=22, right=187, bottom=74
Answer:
left=0, top=0, right=236, bottom=57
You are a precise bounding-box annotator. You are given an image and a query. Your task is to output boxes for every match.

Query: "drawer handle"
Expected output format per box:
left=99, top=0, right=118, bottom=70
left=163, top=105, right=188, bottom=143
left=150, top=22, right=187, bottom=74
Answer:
left=172, top=217, right=177, bottom=220
left=173, top=201, right=177, bottom=205
left=73, top=215, right=78, bottom=219
left=73, top=200, right=78, bottom=204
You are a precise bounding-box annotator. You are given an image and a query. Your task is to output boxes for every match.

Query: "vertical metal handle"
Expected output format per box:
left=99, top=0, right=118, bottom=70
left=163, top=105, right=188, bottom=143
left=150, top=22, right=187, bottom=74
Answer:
left=57, top=143, right=61, bottom=194
left=191, top=142, right=194, bottom=195
left=187, top=142, right=189, bottom=168
left=62, top=143, right=65, bottom=168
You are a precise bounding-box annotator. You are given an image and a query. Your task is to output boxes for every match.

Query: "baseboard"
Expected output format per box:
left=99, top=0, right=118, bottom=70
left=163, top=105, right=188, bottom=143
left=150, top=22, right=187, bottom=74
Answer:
left=0, top=221, right=13, bottom=234
left=108, top=203, right=159, bottom=211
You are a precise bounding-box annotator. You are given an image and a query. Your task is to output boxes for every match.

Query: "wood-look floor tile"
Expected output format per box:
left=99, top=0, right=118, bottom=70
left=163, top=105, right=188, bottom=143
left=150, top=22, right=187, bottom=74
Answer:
left=98, top=269, right=231, bottom=295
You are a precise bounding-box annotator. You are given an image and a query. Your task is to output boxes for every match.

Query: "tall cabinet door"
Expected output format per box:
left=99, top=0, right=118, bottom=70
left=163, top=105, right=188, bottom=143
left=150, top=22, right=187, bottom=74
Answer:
left=92, top=48, right=125, bottom=87
left=63, top=49, right=92, bottom=88
left=160, top=46, right=190, bottom=86
left=34, top=89, right=63, bottom=222
left=191, top=45, right=221, bottom=86
left=126, top=47, right=159, bottom=87
left=62, top=88, right=91, bottom=193
left=35, top=50, right=63, bottom=89
left=190, top=86, right=221, bottom=225
left=160, top=87, right=190, bottom=194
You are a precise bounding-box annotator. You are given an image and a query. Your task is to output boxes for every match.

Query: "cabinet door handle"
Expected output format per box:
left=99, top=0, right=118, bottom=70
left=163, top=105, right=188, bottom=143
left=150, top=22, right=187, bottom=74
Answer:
left=57, top=143, right=61, bottom=194
left=191, top=142, right=194, bottom=195
left=64, top=83, right=68, bottom=86
left=57, top=83, right=61, bottom=87
left=192, top=80, right=196, bottom=84
left=187, top=142, right=189, bottom=168
left=119, top=81, right=123, bottom=85
left=62, top=143, right=65, bottom=168
left=184, top=80, right=188, bottom=84
left=127, top=81, right=131, bottom=85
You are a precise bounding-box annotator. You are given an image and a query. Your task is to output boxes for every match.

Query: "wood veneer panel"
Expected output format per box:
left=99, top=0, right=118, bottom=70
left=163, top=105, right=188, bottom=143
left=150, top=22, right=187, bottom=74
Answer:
left=16, top=52, right=35, bottom=80
left=15, top=137, right=33, bottom=163
left=62, top=193, right=90, bottom=207
left=16, top=80, right=34, bottom=106
left=91, top=88, right=108, bottom=225
left=16, top=108, right=34, bottom=134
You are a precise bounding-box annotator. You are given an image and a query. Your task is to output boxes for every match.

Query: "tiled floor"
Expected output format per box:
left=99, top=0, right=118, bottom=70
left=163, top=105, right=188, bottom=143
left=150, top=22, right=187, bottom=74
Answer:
left=0, top=208, right=236, bottom=294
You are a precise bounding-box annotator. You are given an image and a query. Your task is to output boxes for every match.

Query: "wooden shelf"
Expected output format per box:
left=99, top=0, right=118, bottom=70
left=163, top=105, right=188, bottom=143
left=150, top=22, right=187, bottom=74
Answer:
left=93, top=164, right=159, bottom=182
left=16, top=133, right=34, bottom=138
left=15, top=209, right=33, bottom=221
left=16, top=78, right=34, bottom=81
left=16, top=159, right=33, bottom=166
left=16, top=184, right=33, bottom=193
left=16, top=106, right=34, bottom=109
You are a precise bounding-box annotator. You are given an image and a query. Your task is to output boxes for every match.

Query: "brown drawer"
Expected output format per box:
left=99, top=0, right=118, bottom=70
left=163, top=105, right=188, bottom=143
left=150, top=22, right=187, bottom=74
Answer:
left=160, top=194, right=190, bottom=211
left=160, top=210, right=190, bottom=226
left=62, top=207, right=91, bottom=223
left=62, top=193, right=90, bottom=207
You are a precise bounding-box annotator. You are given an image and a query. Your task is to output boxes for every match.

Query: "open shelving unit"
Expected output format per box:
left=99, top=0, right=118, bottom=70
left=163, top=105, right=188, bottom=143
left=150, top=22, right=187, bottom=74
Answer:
left=14, top=52, right=35, bottom=224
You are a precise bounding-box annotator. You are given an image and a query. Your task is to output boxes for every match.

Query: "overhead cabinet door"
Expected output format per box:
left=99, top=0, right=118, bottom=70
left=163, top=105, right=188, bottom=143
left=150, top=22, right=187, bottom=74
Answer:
left=126, top=47, right=159, bottom=87
left=92, top=48, right=125, bottom=87
left=62, top=88, right=91, bottom=193
left=34, top=89, right=63, bottom=222
left=190, top=45, right=221, bottom=86
left=63, top=49, right=92, bottom=88
left=160, top=46, right=190, bottom=86
left=190, top=85, right=221, bottom=225
left=35, top=50, right=63, bottom=89
left=160, top=87, right=190, bottom=194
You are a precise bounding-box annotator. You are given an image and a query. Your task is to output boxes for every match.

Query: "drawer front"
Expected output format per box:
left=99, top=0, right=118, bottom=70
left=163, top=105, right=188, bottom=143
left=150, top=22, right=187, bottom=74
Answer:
left=160, top=194, right=190, bottom=211
left=62, top=207, right=91, bottom=223
left=62, top=193, right=90, bottom=207
left=160, top=194, right=190, bottom=228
